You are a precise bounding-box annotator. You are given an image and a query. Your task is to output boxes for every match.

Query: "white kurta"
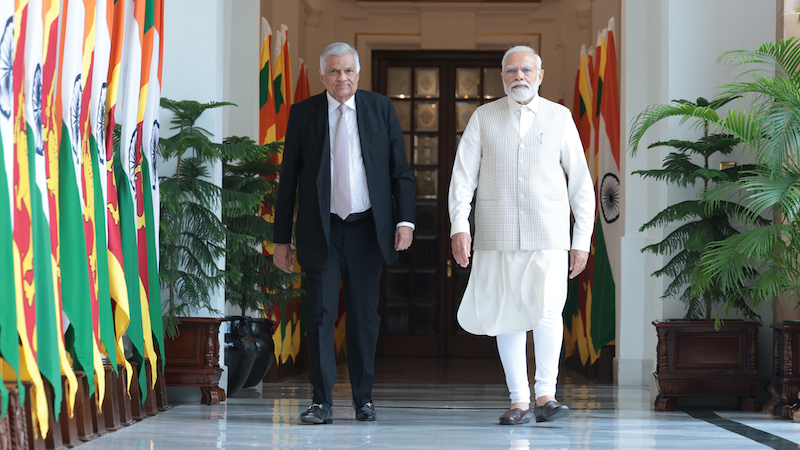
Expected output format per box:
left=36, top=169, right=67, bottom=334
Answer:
left=449, top=95, right=594, bottom=335
left=457, top=249, right=567, bottom=336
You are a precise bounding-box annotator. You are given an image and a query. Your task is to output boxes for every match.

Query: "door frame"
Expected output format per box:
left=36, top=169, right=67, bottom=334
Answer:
left=373, top=50, right=505, bottom=358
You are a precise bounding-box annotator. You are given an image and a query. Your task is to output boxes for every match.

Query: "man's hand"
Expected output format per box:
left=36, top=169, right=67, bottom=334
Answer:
left=568, top=249, right=589, bottom=279
left=273, top=243, right=294, bottom=274
left=395, top=226, right=414, bottom=251
left=451, top=232, right=472, bottom=268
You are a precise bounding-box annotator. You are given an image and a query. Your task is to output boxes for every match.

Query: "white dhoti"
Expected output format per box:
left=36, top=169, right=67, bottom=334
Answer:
left=457, top=249, right=569, bottom=403
left=457, top=249, right=568, bottom=337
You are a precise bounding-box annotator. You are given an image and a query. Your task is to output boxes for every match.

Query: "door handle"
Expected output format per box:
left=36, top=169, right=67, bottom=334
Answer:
left=447, top=259, right=452, bottom=278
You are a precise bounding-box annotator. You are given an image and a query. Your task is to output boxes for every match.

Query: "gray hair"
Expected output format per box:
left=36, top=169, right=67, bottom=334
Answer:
left=501, top=45, right=542, bottom=72
left=319, top=42, right=361, bottom=74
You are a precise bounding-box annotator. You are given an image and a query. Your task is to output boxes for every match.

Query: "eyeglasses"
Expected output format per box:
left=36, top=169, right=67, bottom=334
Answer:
left=503, top=67, right=538, bottom=76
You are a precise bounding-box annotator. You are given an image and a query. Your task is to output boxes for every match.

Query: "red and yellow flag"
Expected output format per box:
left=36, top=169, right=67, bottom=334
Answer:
left=294, top=59, right=310, bottom=104
left=272, top=24, right=292, bottom=147
left=12, top=0, right=50, bottom=437
left=259, top=17, right=275, bottom=146
left=77, top=0, right=109, bottom=408
left=41, top=0, right=78, bottom=417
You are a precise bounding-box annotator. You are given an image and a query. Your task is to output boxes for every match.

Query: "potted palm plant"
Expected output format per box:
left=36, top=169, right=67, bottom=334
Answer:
left=220, top=137, right=301, bottom=394
left=681, top=38, right=800, bottom=419
left=158, top=99, right=239, bottom=404
left=629, top=96, right=768, bottom=411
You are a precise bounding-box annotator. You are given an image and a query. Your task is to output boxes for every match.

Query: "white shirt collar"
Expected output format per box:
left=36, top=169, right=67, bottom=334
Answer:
left=506, top=93, right=540, bottom=114
left=327, top=91, right=357, bottom=114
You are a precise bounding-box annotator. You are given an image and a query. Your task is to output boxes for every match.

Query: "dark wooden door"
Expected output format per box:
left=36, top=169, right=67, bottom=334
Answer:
left=372, top=51, right=505, bottom=358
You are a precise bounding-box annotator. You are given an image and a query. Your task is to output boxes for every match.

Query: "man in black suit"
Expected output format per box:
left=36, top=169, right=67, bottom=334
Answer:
left=273, top=42, right=415, bottom=425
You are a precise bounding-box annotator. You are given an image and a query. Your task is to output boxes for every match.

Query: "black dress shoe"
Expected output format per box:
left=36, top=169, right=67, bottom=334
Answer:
left=533, top=401, right=570, bottom=423
left=499, top=407, right=533, bottom=425
left=354, top=401, right=377, bottom=421
left=300, top=404, right=333, bottom=424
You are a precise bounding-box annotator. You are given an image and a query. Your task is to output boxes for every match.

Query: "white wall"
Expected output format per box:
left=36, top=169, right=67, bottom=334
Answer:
left=161, top=0, right=229, bottom=398
left=620, top=0, right=776, bottom=393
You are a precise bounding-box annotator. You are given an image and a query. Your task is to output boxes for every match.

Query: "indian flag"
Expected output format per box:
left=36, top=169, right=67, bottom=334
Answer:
left=89, top=0, right=120, bottom=383
left=139, top=0, right=164, bottom=375
left=118, top=0, right=151, bottom=399
left=589, top=17, right=620, bottom=361
left=105, top=0, right=133, bottom=391
left=0, top=0, right=20, bottom=419
left=133, top=0, right=158, bottom=388
left=77, top=0, right=110, bottom=408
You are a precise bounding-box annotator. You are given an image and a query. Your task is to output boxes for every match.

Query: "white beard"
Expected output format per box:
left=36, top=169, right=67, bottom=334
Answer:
left=504, top=79, right=540, bottom=103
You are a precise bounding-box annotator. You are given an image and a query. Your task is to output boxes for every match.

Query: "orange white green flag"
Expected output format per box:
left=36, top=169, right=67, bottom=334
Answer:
left=0, top=0, right=20, bottom=418
left=133, top=0, right=158, bottom=387
left=13, top=0, right=50, bottom=437
left=89, top=0, right=120, bottom=376
left=590, top=17, right=620, bottom=362
left=139, top=0, right=164, bottom=374
left=105, top=0, right=133, bottom=390
left=118, top=0, right=151, bottom=399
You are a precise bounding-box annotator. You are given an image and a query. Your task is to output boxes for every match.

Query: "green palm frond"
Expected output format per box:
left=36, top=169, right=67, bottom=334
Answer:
left=638, top=201, right=704, bottom=231
left=642, top=221, right=705, bottom=256
left=629, top=103, right=721, bottom=155
left=653, top=248, right=699, bottom=280
left=718, top=37, right=800, bottom=80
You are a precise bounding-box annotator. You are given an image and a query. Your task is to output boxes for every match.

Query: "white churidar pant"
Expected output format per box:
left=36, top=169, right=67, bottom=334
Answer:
left=457, top=249, right=568, bottom=403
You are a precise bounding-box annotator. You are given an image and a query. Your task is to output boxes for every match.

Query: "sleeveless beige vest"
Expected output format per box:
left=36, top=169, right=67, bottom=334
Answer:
left=473, top=98, right=571, bottom=251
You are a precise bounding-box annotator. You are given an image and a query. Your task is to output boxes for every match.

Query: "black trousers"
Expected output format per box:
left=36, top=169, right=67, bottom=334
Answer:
left=304, top=211, right=384, bottom=406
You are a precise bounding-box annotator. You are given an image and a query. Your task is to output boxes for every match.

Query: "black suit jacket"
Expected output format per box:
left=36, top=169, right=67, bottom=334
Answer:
left=274, top=90, right=415, bottom=271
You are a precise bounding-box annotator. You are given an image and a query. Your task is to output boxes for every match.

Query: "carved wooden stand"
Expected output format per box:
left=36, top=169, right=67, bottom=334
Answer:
left=2, top=383, right=28, bottom=450
left=653, top=320, right=761, bottom=411
left=770, top=321, right=800, bottom=419
left=164, top=317, right=225, bottom=404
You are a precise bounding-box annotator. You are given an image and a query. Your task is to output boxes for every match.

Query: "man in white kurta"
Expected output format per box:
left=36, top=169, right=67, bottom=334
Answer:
left=448, top=46, right=595, bottom=425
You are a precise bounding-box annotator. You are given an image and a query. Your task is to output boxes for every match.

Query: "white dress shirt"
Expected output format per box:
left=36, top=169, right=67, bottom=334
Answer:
left=327, top=92, right=370, bottom=214
left=326, top=92, right=414, bottom=230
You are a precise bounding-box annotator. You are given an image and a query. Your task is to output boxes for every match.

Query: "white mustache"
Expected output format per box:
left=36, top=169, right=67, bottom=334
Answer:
left=509, top=81, right=531, bottom=90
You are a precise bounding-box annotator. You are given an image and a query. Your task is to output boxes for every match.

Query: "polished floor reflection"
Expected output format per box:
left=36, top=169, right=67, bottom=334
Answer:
left=78, top=359, right=800, bottom=449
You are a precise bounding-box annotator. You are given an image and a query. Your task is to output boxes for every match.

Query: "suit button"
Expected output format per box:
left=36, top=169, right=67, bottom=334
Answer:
left=518, top=176, right=523, bottom=181
left=519, top=210, right=524, bottom=215
left=519, top=194, right=524, bottom=198
left=520, top=143, right=525, bottom=148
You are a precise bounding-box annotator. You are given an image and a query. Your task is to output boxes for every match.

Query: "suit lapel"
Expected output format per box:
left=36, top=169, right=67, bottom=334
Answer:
left=355, top=91, right=371, bottom=164
left=314, top=92, right=331, bottom=215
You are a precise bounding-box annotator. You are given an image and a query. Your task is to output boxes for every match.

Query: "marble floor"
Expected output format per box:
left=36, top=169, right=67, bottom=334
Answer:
left=77, top=359, right=800, bottom=449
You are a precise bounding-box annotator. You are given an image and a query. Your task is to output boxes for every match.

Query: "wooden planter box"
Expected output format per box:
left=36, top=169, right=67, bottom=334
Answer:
left=164, top=317, right=225, bottom=404
left=653, top=320, right=761, bottom=411
left=770, top=321, right=800, bottom=419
